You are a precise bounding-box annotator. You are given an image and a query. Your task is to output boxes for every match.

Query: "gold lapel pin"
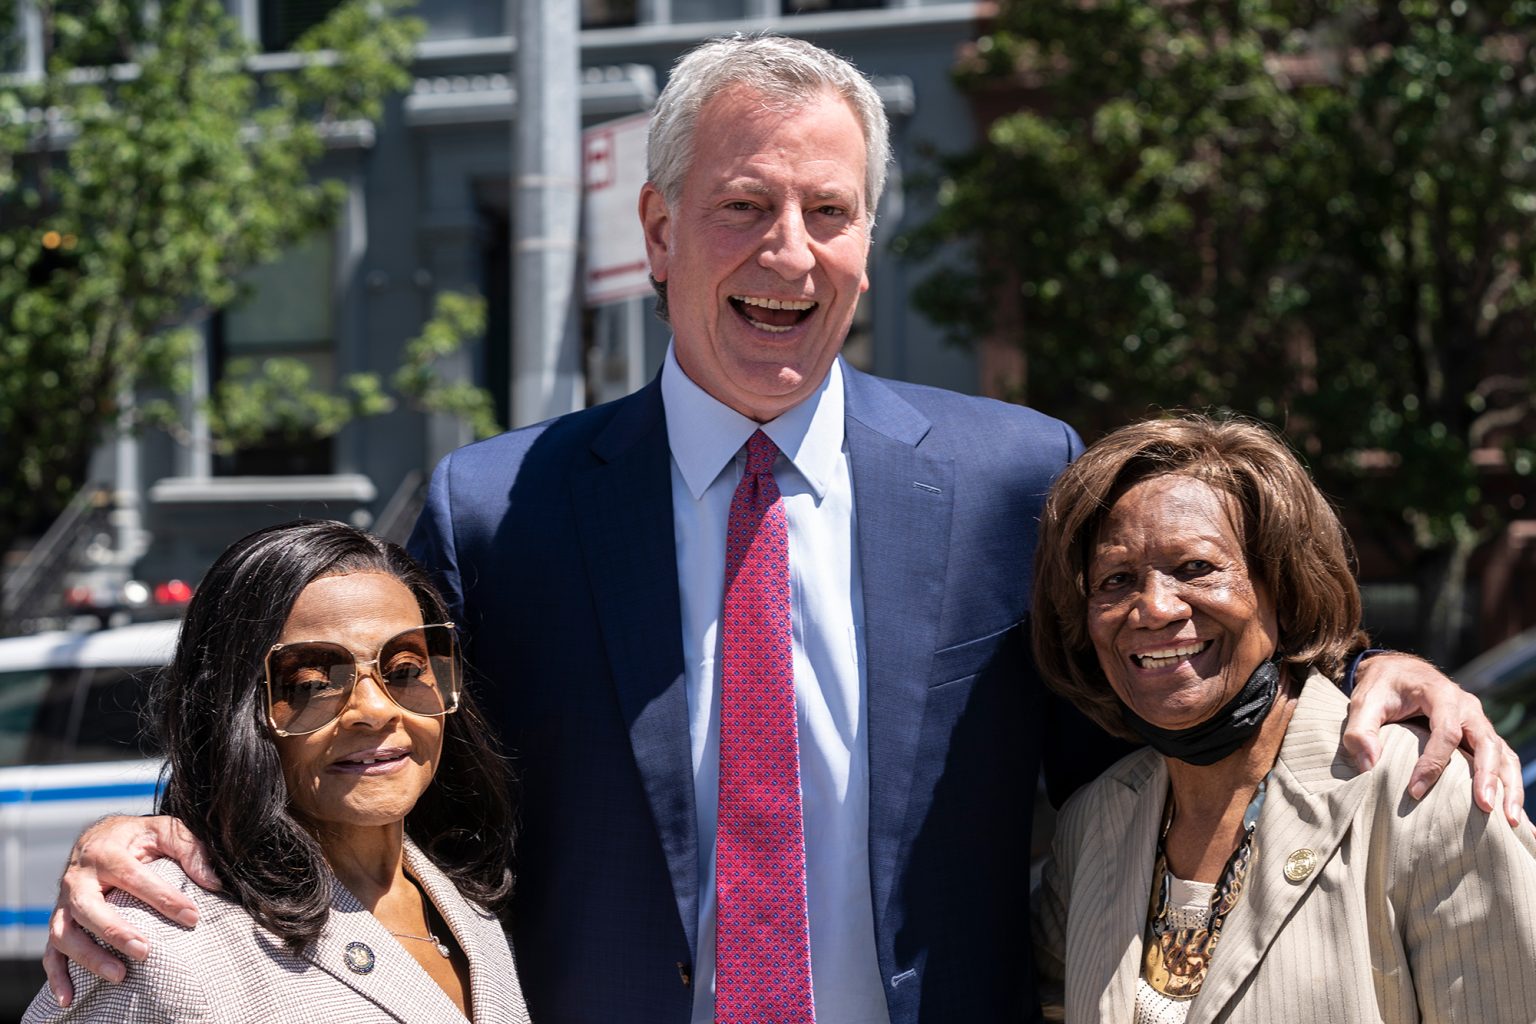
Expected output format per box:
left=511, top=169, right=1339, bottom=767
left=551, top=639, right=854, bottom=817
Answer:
left=1283, top=848, right=1317, bottom=882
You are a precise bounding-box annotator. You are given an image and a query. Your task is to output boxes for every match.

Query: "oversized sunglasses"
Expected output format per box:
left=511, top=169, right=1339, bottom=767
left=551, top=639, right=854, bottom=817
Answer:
left=263, top=623, right=461, bottom=737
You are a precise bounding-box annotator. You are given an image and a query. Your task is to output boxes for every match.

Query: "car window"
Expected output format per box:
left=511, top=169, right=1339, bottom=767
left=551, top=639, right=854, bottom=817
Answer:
left=21, top=667, right=90, bottom=765
left=0, top=669, right=52, bottom=766
left=72, top=667, right=158, bottom=763
left=1481, top=656, right=1536, bottom=757
left=20, top=665, right=158, bottom=765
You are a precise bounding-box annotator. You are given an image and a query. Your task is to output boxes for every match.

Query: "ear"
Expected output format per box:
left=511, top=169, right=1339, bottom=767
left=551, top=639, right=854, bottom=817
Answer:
left=858, top=222, right=872, bottom=295
left=639, top=183, right=671, bottom=282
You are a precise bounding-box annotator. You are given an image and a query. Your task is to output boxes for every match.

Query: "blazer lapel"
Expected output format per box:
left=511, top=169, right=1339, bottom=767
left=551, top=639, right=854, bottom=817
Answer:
left=570, top=379, right=700, bottom=959
left=842, top=368, right=956, bottom=936
left=1187, top=677, right=1373, bottom=1024
left=293, top=877, right=462, bottom=1023
left=406, top=840, right=529, bottom=1024
left=1070, top=755, right=1167, bottom=1023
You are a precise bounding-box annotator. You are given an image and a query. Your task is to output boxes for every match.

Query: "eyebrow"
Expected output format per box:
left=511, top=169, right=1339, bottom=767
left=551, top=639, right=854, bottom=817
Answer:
left=807, top=188, right=858, bottom=208
left=716, top=180, right=772, bottom=198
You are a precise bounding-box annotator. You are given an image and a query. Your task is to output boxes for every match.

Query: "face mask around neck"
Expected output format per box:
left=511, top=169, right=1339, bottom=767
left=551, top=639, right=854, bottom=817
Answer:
left=1118, top=659, right=1282, bottom=766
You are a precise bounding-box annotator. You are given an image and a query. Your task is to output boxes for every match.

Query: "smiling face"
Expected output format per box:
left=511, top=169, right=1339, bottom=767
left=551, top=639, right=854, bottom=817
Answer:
left=640, top=84, right=871, bottom=422
left=1086, top=474, right=1279, bottom=731
left=272, top=572, right=442, bottom=840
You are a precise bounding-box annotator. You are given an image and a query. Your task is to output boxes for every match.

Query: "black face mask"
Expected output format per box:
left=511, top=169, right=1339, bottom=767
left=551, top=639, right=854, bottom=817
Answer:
left=1119, top=659, right=1282, bottom=766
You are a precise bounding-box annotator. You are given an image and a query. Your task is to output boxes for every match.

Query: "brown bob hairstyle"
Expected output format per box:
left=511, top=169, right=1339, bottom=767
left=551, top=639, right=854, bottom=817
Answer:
left=1032, top=415, right=1370, bottom=741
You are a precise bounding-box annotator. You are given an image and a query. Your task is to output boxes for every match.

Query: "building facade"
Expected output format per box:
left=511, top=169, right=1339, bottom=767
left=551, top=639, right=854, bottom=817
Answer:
left=3, top=0, right=994, bottom=618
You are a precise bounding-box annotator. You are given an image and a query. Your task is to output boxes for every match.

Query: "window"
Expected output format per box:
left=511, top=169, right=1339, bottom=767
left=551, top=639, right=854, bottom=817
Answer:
left=0, top=665, right=155, bottom=766
left=0, top=669, right=50, bottom=767
left=19, top=667, right=84, bottom=764
left=71, top=667, right=156, bottom=762
left=213, top=232, right=338, bottom=476
left=784, top=0, right=884, bottom=11
left=47, top=0, right=143, bottom=67
left=1480, top=646, right=1536, bottom=765
left=582, top=0, right=637, bottom=28
left=260, top=0, right=343, bottom=53
left=0, top=1, right=23, bottom=73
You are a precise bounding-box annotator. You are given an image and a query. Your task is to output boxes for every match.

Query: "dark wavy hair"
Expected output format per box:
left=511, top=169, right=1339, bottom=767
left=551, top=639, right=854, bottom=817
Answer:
left=149, top=519, right=515, bottom=947
left=1032, top=415, right=1371, bottom=742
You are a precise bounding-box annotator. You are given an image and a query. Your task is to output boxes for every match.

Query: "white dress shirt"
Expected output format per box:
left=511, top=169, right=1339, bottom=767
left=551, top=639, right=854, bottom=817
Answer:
left=661, top=346, right=890, bottom=1024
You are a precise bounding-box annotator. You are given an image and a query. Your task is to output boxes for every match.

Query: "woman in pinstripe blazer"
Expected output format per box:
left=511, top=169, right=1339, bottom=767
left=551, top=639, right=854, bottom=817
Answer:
left=25, top=521, right=530, bottom=1023
left=1030, top=417, right=1536, bottom=1024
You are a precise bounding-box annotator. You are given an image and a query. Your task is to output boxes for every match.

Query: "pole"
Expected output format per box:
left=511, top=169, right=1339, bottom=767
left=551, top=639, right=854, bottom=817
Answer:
left=511, top=0, right=585, bottom=427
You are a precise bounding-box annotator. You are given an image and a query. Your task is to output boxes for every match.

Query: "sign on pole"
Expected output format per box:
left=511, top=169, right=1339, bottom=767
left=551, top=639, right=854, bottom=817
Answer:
left=583, top=111, right=653, bottom=307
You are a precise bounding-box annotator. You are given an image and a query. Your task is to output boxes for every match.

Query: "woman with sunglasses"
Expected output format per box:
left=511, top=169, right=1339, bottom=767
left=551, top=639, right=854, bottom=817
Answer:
left=26, top=520, right=527, bottom=1023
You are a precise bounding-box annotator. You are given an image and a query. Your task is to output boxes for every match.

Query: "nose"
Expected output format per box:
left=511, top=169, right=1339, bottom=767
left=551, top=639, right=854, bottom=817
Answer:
left=1128, top=572, right=1191, bottom=628
left=339, top=663, right=401, bottom=728
left=757, top=204, right=816, bottom=279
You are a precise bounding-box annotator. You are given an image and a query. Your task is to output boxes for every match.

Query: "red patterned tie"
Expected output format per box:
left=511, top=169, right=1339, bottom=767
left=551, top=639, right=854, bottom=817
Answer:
left=715, top=429, right=815, bottom=1024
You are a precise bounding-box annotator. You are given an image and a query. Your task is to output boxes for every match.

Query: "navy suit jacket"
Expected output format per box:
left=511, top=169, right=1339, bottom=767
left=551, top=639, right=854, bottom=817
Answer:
left=408, top=365, right=1126, bottom=1024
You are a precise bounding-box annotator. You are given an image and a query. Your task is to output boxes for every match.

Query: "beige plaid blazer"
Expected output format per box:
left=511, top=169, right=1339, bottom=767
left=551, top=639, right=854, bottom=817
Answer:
left=24, top=837, right=530, bottom=1023
left=1035, top=674, right=1536, bottom=1024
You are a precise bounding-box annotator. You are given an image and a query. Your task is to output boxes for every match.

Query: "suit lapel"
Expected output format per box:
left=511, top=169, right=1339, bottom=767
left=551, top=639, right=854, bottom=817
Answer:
left=406, top=840, right=529, bottom=1024
left=294, top=877, right=459, bottom=1023
left=1071, top=755, right=1166, bottom=1023
left=570, top=379, right=699, bottom=959
left=842, top=369, right=956, bottom=934
left=1188, top=677, right=1372, bottom=1024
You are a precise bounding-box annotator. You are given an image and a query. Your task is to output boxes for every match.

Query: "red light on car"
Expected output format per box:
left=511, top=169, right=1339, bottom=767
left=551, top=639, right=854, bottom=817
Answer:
left=153, top=580, right=194, bottom=605
left=64, top=586, right=96, bottom=608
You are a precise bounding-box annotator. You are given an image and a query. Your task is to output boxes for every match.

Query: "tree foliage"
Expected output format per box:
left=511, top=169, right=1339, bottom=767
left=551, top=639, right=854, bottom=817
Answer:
left=907, top=0, right=1536, bottom=659
left=203, top=291, right=496, bottom=454
left=0, top=0, right=495, bottom=574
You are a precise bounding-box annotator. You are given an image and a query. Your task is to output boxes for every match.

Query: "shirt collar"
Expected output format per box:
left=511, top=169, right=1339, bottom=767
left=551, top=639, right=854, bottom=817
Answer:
left=661, top=342, right=845, bottom=502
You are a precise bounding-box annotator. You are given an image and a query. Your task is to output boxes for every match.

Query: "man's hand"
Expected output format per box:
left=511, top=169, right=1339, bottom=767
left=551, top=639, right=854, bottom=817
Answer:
left=42, top=815, right=217, bottom=1008
left=1342, top=653, right=1529, bottom=830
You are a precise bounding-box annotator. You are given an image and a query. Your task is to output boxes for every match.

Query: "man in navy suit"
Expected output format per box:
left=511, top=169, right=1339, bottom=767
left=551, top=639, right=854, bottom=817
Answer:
left=397, top=37, right=1125, bottom=1022
left=45, top=33, right=1526, bottom=1024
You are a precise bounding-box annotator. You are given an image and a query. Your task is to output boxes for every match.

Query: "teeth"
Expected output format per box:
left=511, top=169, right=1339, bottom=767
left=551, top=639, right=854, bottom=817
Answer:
left=1134, top=641, right=1210, bottom=669
left=732, top=295, right=815, bottom=311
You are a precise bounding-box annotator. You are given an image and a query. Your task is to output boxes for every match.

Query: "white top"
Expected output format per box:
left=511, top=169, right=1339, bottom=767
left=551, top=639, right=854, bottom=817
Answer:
left=661, top=346, right=889, bottom=1024
left=1134, top=875, right=1213, bottom=1024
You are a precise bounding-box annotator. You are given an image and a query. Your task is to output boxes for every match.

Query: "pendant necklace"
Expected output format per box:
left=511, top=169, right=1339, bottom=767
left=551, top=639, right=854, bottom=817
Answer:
left=390, top=881, right=452, bottom=959
left=1141, top=771, right=1269, bottom=999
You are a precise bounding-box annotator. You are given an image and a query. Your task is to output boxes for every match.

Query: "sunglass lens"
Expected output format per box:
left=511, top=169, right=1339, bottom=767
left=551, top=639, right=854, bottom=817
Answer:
left=379, top=626, right=458, bottom=716
left=269, top=642, right=354, bottom=733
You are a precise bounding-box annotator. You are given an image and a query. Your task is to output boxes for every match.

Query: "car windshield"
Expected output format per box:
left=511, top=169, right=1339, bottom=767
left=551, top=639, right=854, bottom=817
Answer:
left=1479, top=650, right=1536, bottom=754
left=1471, top=642, right=1536, bottom=814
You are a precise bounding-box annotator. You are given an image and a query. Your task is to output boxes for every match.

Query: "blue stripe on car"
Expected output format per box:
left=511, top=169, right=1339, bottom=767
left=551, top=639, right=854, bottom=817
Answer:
left=0, top=909, right=52, bottom=926
left=0, top=781, right=161, bottom=804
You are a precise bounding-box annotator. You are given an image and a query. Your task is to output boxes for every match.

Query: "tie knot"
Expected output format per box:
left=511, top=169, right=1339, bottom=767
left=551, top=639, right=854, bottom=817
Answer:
left=744, top=430, right=779, bottom=475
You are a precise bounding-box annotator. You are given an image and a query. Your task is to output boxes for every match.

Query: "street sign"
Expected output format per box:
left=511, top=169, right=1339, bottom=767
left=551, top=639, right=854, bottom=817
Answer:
left=583, top=111, right=653, bottom=306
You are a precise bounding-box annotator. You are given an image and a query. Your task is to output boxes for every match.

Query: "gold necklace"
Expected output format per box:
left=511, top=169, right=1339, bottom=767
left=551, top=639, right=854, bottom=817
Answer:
left=389, top=881, right=452, bottom=959
left=1141, top=773, right=1268, bottom=999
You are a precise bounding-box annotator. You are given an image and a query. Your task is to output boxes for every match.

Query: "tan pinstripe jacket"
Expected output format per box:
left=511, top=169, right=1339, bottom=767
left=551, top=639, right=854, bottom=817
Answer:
left=1034, top=674, right=1536, bottom=1024
left=23, top=837, right=530, bottom=1024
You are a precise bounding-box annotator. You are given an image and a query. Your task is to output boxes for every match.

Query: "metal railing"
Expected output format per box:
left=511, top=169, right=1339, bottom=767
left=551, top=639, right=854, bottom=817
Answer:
left=0, top=484, right=114, bottom=636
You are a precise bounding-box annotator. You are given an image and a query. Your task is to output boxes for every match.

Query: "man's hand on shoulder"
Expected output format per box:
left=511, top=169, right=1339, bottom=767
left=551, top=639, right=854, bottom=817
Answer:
left=1342, top=652, right=1530, bottom=833
left=43, top=815, right=217, bottom=1008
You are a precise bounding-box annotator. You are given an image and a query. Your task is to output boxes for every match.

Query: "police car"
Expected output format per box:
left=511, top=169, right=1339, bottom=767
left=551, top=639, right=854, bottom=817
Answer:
left=0, top=619, right=176, bottom=1009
